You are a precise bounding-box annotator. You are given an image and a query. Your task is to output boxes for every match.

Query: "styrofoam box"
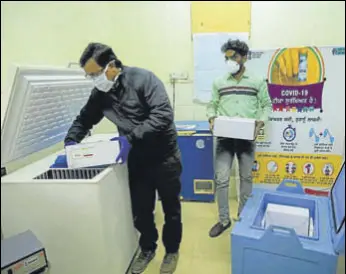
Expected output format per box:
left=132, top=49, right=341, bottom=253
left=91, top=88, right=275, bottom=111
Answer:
left=213, top=116, right=256, bottom=140
left=263, top=203, right=310, bottom=237
left=65, top=141, right=119, bottom=169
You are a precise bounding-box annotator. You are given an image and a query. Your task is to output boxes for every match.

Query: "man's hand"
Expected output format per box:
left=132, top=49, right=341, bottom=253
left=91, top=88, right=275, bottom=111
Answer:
left=110, top=136, right=132, bottom=164
left=209, top=118, right=215, bottom=131
left=255, top=120, right=265, bottom=138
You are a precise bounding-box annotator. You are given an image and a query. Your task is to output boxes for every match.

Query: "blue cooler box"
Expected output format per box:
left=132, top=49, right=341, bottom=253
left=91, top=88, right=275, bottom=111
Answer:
left=175, top=121, right=214, bottom=202
left=231, top=162, right=345, bottom=274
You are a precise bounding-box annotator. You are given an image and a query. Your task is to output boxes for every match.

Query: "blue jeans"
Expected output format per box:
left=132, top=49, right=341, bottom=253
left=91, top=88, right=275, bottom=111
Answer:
left=214, top=138, right=255, bottom=224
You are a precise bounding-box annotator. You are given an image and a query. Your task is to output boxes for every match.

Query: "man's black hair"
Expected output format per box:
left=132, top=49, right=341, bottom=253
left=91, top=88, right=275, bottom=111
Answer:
left=221, top=39, right=249, bottom=57
left=79, top=42, right=123, bottom=68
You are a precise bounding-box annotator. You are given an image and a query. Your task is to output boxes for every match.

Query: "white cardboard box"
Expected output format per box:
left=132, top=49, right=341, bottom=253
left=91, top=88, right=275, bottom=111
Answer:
left=263, top=203, right=310, bottom=237
left=65, top=140, right=120, bottom=169
left=213, top=116, right=256, bottom=140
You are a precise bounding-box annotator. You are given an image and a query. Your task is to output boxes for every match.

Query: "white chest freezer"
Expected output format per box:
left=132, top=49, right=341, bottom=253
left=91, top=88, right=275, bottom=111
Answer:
left=1, top=66, right=138, bottom=274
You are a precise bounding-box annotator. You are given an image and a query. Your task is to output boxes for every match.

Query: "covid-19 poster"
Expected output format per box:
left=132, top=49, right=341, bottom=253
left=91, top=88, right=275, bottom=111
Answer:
left=247, top=46, right=345, bottom=188
left=193, top=33, right=345, bottom=188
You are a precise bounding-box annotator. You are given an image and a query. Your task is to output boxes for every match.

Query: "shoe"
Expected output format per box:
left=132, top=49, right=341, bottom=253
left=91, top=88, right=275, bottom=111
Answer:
left=160, top=252, right=180, bottom=274
left=209, top=221, right=231, bottom=238
left=131, top=250, right=155, bottom=274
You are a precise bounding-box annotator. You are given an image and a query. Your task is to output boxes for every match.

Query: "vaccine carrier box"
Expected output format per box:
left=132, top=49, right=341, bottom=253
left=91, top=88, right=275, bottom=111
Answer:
left=65, top=140, right=119, bottom=169
left=213, top=116, right=256, bottom=140
left=231, top=163, right=345, bottom=274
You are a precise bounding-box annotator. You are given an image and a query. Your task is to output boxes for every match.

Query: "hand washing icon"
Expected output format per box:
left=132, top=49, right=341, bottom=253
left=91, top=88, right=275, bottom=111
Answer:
left=309, top=128, right=335, bottom=144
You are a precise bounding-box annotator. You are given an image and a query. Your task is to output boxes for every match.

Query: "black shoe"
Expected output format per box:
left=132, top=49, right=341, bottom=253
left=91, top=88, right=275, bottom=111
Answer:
left=160, top=252, right=180, bottom=274
left=131, top=250, right=156, bottom=274
left=209, top=221, right=231, bottom=238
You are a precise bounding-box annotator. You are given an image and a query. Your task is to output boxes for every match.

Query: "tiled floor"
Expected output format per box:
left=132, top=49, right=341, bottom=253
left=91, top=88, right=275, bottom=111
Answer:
left=143, top=199, right=239, bottom=274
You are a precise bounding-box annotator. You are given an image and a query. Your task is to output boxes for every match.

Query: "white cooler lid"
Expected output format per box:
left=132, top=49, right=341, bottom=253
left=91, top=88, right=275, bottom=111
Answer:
left=1, top=65, right=93, bottom=166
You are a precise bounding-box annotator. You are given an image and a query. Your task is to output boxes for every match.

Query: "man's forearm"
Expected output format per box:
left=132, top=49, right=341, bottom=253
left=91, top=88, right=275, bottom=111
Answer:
left=207, top=103, right=218, bottom=121
left=65, top=119, right=90, bottom=144
left=127, top=107, right=173, bottom=144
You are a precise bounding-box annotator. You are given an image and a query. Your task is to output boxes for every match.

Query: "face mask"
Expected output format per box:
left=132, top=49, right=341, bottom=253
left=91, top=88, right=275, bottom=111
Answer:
left=226, top=60, right=240, bottom=74
left=93, top=71, right=115, bottom=92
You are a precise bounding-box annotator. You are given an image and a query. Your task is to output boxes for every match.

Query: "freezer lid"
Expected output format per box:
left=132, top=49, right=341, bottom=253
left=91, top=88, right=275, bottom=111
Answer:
left=330, top=162, right=345, bottom=254
left=175, top=121, right=211, bottom=133
left=1, top=65, right=93, bottom=165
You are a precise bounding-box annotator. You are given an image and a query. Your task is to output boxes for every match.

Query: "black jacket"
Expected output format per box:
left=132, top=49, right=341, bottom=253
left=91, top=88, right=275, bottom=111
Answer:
left=65, top=66, right=178, bottom=161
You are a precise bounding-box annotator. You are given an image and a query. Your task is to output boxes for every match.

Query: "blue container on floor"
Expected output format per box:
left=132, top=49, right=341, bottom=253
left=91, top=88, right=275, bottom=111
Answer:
left=175, top=121, right=214, bottom=202
left=231, top=162, right=345, bottom=274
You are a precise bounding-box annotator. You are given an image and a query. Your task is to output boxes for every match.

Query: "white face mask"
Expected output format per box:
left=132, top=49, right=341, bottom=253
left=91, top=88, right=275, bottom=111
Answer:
left=226, top=60, right=240, bottom=74
left=93, top=71, right=115, bottom=92
left=92, top=63, right=121, bottom=92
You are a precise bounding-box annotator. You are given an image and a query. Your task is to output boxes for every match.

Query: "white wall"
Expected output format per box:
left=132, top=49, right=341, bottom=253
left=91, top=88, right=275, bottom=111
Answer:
left=1, top=1, right=345, bottom=171
left=2, top=1, right=345, bottom=125
left=250, top=1, right=345, bottom=48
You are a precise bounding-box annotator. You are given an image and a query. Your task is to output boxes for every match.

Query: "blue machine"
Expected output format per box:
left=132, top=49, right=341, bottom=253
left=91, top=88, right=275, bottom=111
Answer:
left=175, top=121, right=214, bottom=202
left=232, top=162, right=345, bottom=274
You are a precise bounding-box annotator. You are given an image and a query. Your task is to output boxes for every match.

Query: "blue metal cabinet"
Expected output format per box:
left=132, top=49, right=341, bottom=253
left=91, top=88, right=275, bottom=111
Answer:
left=175, top=121, right=214, bottom=202
left=231, top=163, right=345, bottom=274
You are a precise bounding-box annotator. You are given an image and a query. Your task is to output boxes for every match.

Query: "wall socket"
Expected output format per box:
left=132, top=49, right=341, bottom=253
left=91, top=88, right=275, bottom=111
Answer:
left=169, top=72, right=189, bottom=81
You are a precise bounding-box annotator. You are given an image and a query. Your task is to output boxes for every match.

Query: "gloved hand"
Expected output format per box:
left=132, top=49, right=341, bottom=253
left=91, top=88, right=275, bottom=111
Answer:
left=110, top=136, right=131, bottom=164
left=65, top=141, right=77, bottom=147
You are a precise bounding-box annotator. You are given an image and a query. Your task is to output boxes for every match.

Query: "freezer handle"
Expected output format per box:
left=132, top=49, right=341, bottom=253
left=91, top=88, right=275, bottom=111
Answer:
left=262, top=225, right=303, bottom=250
left=269, top=225, right=297, bottom=237
left=276, top=179, right=305, bottom=194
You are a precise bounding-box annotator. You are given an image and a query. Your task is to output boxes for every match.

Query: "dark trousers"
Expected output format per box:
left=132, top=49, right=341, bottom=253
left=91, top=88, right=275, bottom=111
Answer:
left=128, top=149, right=183, bottom=254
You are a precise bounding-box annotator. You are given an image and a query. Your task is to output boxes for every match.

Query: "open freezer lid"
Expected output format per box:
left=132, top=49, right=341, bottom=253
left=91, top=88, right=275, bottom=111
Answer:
left=1, top=65, right=93, bottom=166
left=330, top=162, right=345, bottom=254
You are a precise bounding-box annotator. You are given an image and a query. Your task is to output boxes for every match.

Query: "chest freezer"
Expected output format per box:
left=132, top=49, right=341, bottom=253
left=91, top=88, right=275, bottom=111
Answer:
left=1, top=65, right=138, bottom=274
left=175, top=121, right=214, bottom=202
left=231, top=163, right=345, bottom=274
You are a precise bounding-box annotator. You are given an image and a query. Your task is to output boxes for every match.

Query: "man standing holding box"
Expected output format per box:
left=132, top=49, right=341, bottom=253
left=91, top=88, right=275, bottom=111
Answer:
left=207, top=39, right=272, bottom=238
